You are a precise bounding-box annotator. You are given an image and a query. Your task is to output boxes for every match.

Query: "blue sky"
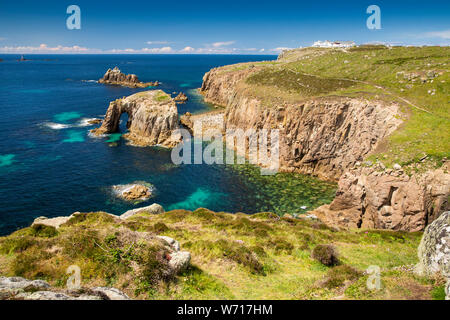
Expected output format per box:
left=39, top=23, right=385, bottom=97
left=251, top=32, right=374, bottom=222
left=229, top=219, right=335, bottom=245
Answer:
left=0, top=0, right=449, bottom=54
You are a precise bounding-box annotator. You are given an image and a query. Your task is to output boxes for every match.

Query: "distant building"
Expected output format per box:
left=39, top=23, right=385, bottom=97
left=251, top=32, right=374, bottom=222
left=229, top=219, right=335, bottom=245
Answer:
left=312, top=40, right=356, bottom=48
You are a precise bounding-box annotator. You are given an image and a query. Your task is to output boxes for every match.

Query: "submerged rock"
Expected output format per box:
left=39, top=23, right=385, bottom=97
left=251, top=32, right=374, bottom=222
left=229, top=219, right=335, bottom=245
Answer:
left=91, top=90, right=181, bottom=148
left=98, top=66, right=158, bottom=88
left=174, top=92, right=188, bottom=103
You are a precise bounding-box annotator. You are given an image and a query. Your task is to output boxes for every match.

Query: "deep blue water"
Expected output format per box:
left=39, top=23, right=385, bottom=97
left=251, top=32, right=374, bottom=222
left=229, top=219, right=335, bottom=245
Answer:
left=0, top=54, right=336, bottom=236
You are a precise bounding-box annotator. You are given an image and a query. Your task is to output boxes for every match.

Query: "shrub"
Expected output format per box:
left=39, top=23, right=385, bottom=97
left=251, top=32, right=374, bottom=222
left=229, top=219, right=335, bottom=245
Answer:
left=312, top=244, right=339, bottom=266
left=321, top=265, right=362, bottom=289
left=153, top=222, right=169, bottom=233
left=30, top=224, right=58, bottom=238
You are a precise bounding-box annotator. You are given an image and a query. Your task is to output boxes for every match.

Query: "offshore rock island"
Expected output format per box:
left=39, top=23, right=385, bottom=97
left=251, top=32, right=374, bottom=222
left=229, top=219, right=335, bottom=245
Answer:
left=91, top=90, right=181, bottom=148
left=98, top=67, right=159, bottom=88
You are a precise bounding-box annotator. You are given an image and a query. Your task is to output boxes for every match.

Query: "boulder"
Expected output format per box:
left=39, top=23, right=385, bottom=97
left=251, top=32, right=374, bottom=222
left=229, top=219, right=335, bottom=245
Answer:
left=91, top=287, right=130, bottom=300
left=157, top=235, right=180, bottom=251
left=0, top=277, right=50, bottom=291
left=168, top=251, right=191, bottom=273
left=415, top=211, right=450, bottom=279
left=120, top=203, right=165, bottom=219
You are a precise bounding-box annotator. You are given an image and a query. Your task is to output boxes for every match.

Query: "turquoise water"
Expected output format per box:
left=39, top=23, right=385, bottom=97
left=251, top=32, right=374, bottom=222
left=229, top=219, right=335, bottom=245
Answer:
left=0, top=54, right=336, bottom=235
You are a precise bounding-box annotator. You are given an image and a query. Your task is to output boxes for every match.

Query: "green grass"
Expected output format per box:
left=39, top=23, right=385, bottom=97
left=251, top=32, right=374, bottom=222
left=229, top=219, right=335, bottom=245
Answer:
left=0, top=209, right=439, bottom=300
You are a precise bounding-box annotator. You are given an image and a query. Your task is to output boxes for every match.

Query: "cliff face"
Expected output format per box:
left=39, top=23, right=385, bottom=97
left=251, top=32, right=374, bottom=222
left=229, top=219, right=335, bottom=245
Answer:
left=91, top=90, right=180, bottom=148
left=201, top=67, right=402, bottom=181
left=98, top=67, right=158, bottom=88
left=311, top=164, right=450, bottom=232
left=200, top=66, right=449, bottom=231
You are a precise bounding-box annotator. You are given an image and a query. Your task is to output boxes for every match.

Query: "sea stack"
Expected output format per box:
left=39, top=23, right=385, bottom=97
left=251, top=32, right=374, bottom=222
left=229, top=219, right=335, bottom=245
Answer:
left=91, top=90, right=181, bottom=148
left=98, top=66, right=159, bottom=88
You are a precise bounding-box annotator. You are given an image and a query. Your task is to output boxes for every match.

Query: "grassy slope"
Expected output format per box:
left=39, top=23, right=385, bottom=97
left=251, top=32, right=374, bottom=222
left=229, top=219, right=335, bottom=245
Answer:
left=225, top=46, right=450, bottom=170
left=0, top=210, right=445, bottom=300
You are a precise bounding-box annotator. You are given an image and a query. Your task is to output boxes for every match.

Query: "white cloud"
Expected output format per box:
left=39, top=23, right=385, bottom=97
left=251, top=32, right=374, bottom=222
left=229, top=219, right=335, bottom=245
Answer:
left=180, top=46, right=195, bottom=53
left=0, top=43, right=272, bottom=55
left=421, top=30, right=450, bottom=39
left=108, top=47, right=174, bottom=54
left=269, top=47, right=293, bottom=53
left=0, top=43, right=94, bottom=53
left=211, top=41, right=235, bottom=47
left=146, top=41, right=170, bottom=45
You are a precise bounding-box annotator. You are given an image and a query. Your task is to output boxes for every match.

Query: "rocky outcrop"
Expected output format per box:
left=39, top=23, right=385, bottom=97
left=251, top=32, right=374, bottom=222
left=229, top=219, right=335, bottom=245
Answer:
left=121, top=184, right=152, bottom=201
left=98, top=67, right=158, bottom=88
left=200, top=67, right=402, bottom=181
left=91, top=90, right=181, bottom=148
left=311, top=163, right=450, bottom=232
left=0, top=277, right=129, bottom=300
left=120, top=203, right=165, bottom=219
left=174, top=92, right=188, bottom=103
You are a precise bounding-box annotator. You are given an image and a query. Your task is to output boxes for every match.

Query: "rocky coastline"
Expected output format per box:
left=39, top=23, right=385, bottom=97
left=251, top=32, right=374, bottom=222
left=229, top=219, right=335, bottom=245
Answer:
left=198, top=59, right=449, bottom=232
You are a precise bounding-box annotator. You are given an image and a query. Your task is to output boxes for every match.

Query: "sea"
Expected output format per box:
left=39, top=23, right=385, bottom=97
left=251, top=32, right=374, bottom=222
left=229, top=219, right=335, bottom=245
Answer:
left=0, top=54, right=336, bottom=235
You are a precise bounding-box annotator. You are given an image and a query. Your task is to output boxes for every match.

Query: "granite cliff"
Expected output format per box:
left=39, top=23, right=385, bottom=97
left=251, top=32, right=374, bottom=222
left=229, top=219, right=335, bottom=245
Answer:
left=91, top=90, right=181, bottom=148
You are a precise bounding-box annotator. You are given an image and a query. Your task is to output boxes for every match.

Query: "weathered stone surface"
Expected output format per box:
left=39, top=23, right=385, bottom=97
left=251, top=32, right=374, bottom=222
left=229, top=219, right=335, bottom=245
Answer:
left=0, top=276, right=50, bottom=291
left=91, top=90, right=181, bottom=148
left=311, top=163, right=450, bottom=231
left=120, top=203, right=165, bottom=219
left=415, top=211, right=450, bottom=278
left=91, top=287, right=130, bottom=300
left=169, top=251, right=191, bottom=273
left=121, top=184, right=152, bottom=201
left=0, top=276, right=129, bottom=300
left=98, top=66, right=158, bottom=88
left=32, top=216, right=71, bottom=229
left=157, top=235, right=180, bottom=251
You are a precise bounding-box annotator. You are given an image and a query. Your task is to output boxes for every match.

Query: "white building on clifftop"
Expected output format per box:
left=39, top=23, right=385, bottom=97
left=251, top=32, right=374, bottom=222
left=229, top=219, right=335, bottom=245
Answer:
left=312, top=40, right=356, bottom=48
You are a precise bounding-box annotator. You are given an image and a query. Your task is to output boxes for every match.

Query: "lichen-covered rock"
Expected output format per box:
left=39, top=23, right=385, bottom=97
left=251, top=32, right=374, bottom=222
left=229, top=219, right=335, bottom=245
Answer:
left=91, top=90, right=181, bottom=148
left=157, top=235, right=180, bottom=251
left=169, top=251, right=191, bottom=273
left=91, top=287, right=130, bottom=300
left=415, top=211, right=450, bottom=280
left=0, top=276, right=129, bottom=300
left=0, top=276, right=50, bottom=291
left=98, top=66, right=158, bottom=88
left=120, top=203, right=165, bottom=219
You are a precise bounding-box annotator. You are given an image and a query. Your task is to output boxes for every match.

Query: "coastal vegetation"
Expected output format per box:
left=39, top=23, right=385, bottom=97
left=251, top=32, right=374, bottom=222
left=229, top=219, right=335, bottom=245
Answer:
left=0, top=209, right=443, bottom=300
